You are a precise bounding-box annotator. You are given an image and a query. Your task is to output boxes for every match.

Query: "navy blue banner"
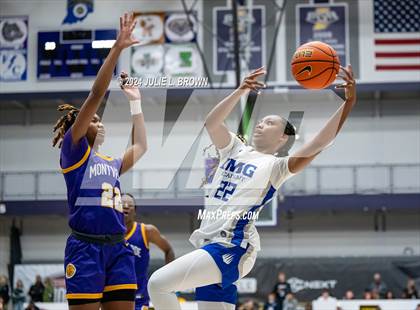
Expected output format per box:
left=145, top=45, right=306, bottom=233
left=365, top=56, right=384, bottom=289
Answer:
left=214, top=6, right=265, bottom=74
left=297, top=4, right=348, bottom=65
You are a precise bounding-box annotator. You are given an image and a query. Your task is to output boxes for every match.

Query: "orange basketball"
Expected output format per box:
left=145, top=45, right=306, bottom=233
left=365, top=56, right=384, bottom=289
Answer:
left=291, top=41, right=340, bottom=89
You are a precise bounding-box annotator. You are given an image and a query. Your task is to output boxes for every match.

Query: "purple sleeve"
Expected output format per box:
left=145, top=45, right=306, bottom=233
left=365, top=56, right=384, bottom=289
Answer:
left=60, top=128, right=90, bottom=169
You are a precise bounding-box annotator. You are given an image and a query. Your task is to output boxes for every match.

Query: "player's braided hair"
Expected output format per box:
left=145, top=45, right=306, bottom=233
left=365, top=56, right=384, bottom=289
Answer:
left=52, top=104, right=80, bottom=148
left=201, top=119, right=296, bottom=187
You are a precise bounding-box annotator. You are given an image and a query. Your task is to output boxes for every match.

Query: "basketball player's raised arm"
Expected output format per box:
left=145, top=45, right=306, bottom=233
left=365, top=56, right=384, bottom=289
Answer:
left=145, top=224, right=175, bottom=265
left=205, top=67, right=266, bottom=149
left=119, top=72, right=147, bottom=175
left=288, top=65, right=357, bottom=174
left=71, top=13, right=139, bottom=145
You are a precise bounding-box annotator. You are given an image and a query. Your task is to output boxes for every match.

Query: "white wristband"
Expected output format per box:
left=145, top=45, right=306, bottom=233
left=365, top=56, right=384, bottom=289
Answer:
left=129, top=99, right=142, bottom=115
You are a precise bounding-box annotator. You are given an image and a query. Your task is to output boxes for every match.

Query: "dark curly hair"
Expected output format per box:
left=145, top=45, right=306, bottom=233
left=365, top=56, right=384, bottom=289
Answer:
left=52, top=104, right=79, bottom=148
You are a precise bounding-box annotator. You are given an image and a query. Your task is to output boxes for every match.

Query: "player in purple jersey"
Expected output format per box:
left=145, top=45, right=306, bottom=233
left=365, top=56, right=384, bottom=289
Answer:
left=122, top=193, right=175, bottom=310
left=52, top=13, right=147, bottom=310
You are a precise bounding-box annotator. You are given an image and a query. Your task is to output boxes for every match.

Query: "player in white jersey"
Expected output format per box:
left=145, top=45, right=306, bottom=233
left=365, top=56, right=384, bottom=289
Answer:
left=148, top=65, right=356, bottom=309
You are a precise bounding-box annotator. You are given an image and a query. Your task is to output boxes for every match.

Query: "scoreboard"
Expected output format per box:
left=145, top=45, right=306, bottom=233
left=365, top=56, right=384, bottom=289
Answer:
left=37, top=29, right=117, bottom=79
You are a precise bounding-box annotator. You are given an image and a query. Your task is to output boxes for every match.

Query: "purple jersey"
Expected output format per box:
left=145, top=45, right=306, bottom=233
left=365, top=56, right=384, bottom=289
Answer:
left=60, top=129, right=125, bottom=235
left=125, top=222, right=150, bottom=303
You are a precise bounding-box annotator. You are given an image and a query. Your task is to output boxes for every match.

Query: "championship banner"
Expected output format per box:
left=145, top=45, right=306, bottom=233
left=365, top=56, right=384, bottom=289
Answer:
left=213, top=6, right=265, bottom=74
left=14, top=264, right=66, bottom=303
left=165, top=13, right=197, bottom=43
left=296, top=3, right=349, bottom=66
left=131, top=44, right=165, bottom=77
left=164, top=44, right=199, bottom=76
left=0, top=16, right=28, bottom=81
left=133, top=12, right=165, bottom=45
left=131, top=11, right=200, bottom=79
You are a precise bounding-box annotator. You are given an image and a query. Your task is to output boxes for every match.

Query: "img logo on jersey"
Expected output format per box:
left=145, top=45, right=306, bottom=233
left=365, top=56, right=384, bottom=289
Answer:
left=220, top=158, right=257, bottom=178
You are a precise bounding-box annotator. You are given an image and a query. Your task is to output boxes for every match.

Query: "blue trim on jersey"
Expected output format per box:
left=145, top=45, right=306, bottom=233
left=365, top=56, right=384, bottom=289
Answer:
left=195, top=283, right=237, bottom=305
left=201, top=243, right=247, bottom=289
left=231, top=185, right=276, bottom=247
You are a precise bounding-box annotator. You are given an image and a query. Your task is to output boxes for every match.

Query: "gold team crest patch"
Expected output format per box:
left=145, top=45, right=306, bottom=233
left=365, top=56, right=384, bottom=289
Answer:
left=65, top=263, right=76, bottom=279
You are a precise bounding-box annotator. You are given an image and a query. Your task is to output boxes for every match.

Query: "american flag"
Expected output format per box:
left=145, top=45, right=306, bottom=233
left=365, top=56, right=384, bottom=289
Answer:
left=373, top=0, right=420, bottom=71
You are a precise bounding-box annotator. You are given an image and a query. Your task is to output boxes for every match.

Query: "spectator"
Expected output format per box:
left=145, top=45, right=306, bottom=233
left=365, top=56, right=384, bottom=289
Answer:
left=0, top=275, right=9, bottom=309
left=283, top=293, right=298, bottom=310
left=403, top=278, right=419, bottom=299
left=363, top=289, right=373, bottom=300
left=272, top=272, right=291, bottom=310
left=264, top=293, right=279, bottom=310
left=371, top=290, right=380, bottom=299
left=385, top=290, right=394, bottom=299
left=24, top=302, right=39, bottom=310
left=316, top=289, right=336, bottom=302
left=238, top=299, right=259, bottom=310
left=11, top=280, right=25, bottom=310
left=343, top=290, right=354, bottom=300
left=368, top=273, right=388, bottom=298
left=28, top=276, right=44, bottom=303
left=42, top=278, right=53, bottom=302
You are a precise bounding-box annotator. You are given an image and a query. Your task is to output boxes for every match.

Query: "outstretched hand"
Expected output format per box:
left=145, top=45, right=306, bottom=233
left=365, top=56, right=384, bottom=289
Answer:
left=115, top=12, right=140, bottom=50
left=119, top=71, right=141, bottom=101
left=335, top=64, right=356, bottom=102
left=240, top=66, right=266, bottom=93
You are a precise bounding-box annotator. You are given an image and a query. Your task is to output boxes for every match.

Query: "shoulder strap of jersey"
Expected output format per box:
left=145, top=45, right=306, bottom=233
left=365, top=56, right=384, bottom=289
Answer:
left=140, top=223, right=150, bottom=249
left=125, top=222, right=138, bottom=241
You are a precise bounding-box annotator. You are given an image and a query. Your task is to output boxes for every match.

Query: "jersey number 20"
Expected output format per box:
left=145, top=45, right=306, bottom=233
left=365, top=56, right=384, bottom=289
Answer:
left=101, top=182, right=123, bottom=212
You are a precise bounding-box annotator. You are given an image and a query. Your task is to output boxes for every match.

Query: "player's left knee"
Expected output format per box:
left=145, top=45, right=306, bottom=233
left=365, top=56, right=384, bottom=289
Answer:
left=147, top=270, right=166, bottom=294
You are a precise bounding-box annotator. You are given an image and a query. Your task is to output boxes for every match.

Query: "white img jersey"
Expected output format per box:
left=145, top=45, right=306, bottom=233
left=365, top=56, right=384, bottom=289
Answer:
left=189, top=132, right=294, bottom=251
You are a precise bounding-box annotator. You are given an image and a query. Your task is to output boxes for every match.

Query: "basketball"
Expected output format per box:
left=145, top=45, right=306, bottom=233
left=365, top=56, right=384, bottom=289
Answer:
left=291, top=41, right=340, bottom=89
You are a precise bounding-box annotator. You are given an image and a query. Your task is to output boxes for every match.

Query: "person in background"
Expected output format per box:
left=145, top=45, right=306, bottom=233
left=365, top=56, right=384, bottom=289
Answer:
left=11, top=280, right=25, bottom=310
left=42, top=278, right=53, bottom=302
left=0, top=296, right=4, bottom=310
left=403, top=278, right=419, bottom=299
left=24, top=302, right=39, bottom=310
left=371, top=290, right=380, bottom=299
left=0, top=275, right=9, bottom=310
left=316, top=289, right=337, bottom=303
left=368, top=273, right=387, bottom=299
left=343, top=290, right=354, bottom=300
left=385, top=290, right=394, bottom=299
left=238, top=299, right=259, bottom=310
left=28, top=276, right=44, bottom=303
left=282, top=293, right=298, bottom=310
left=363, top=289, right=373, bottom=300
left=272, top=272, right=291, bottom=310
left=264, top=293, right=278, bottom=310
